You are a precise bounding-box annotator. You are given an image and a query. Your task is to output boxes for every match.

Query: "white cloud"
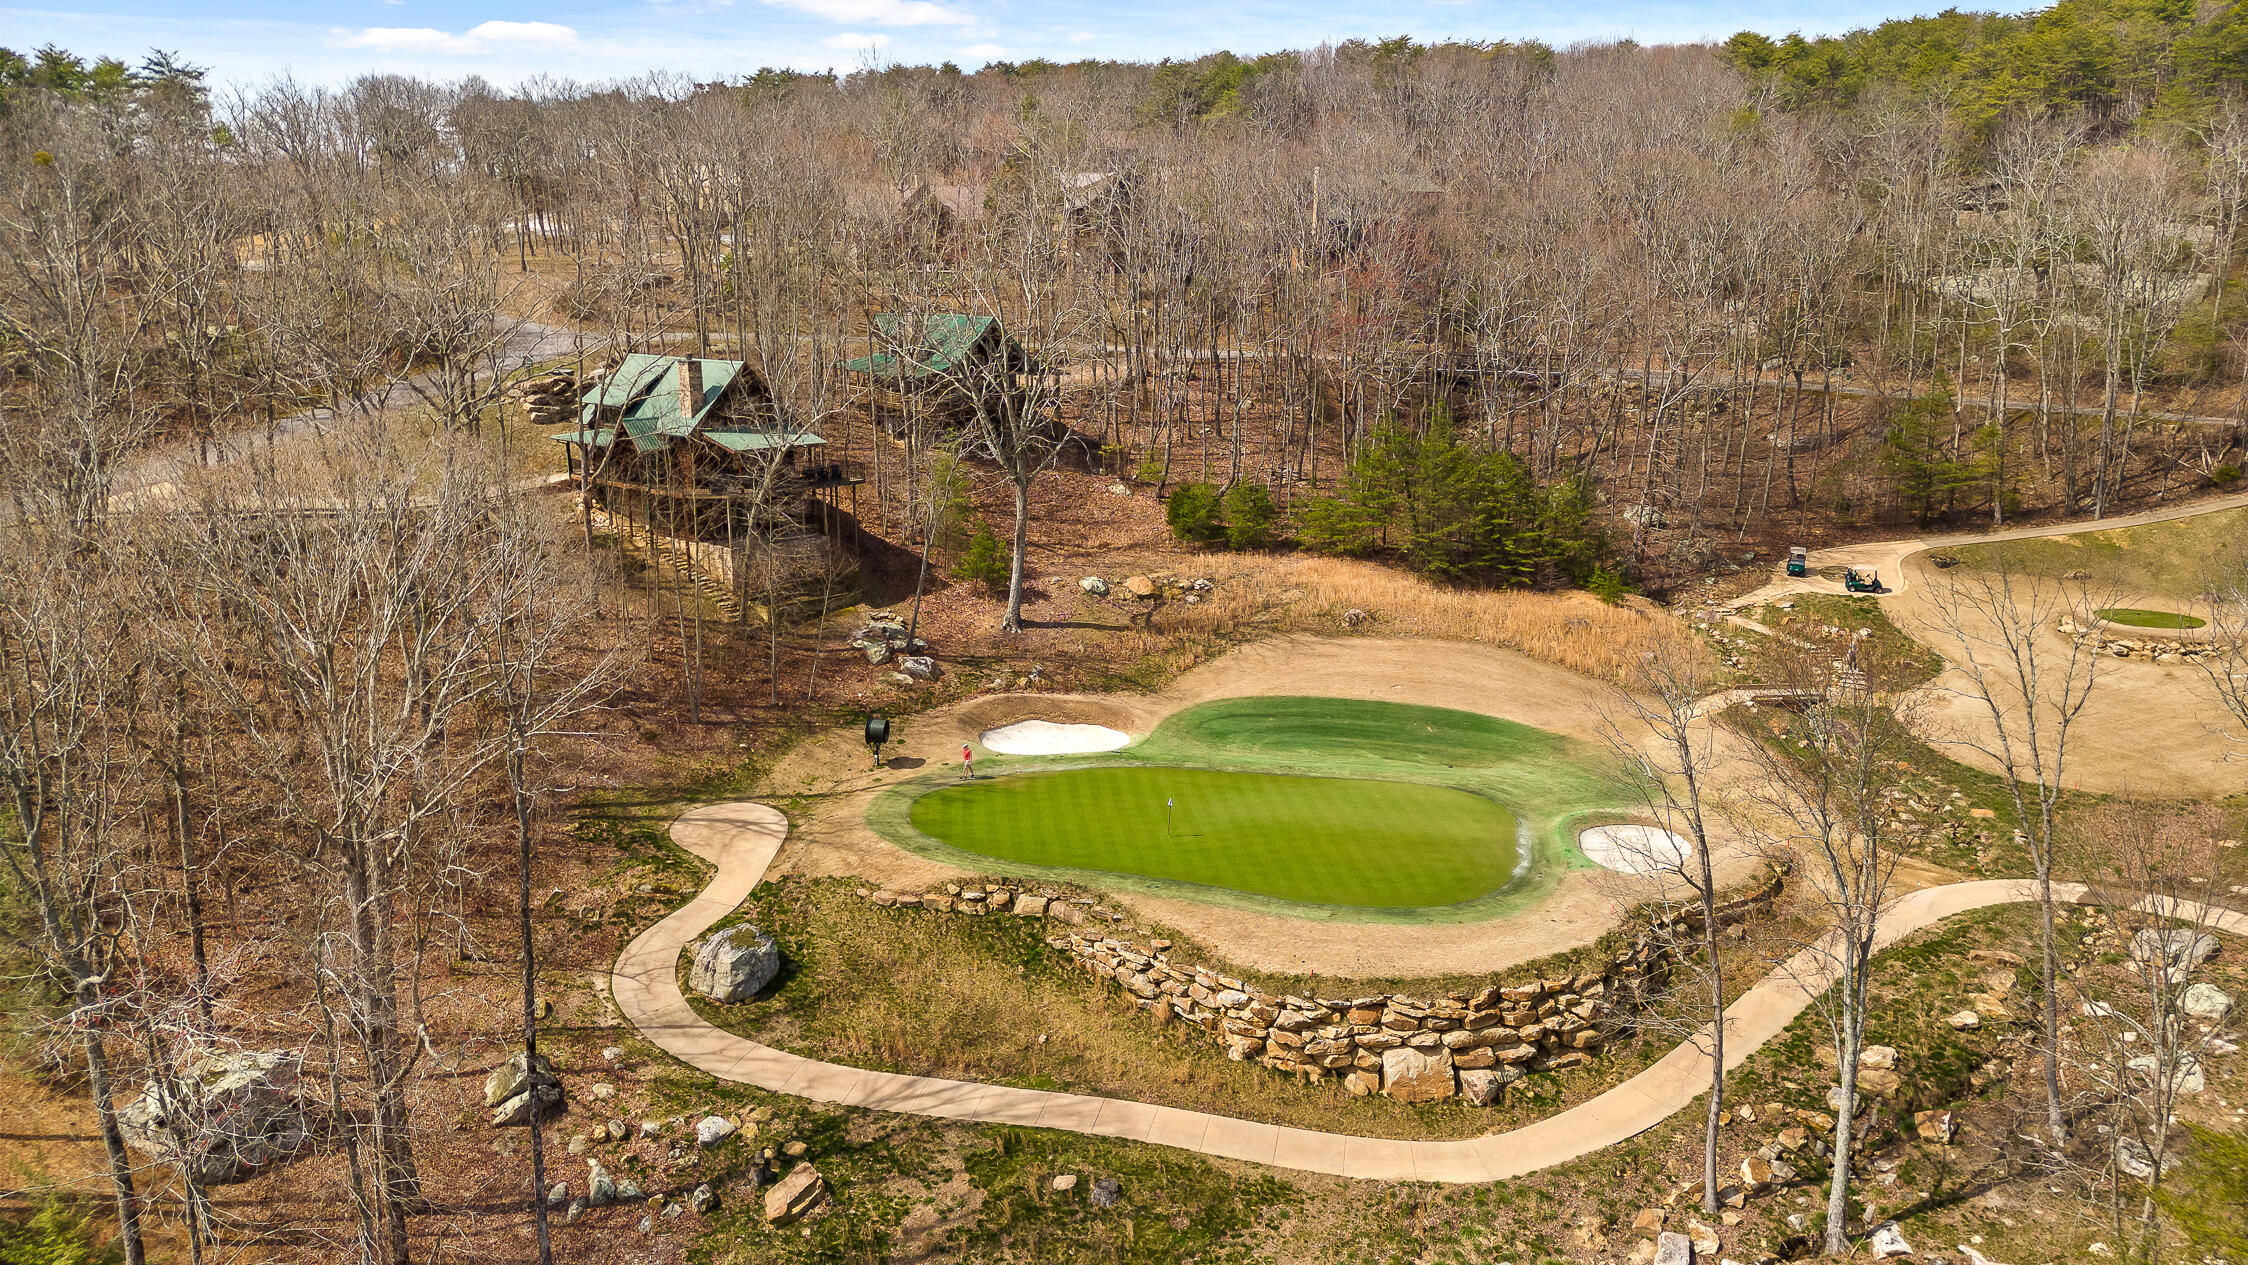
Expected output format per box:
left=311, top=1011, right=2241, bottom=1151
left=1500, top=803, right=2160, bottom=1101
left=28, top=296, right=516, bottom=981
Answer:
left=464, top=21, right=580, bottom=45
left=758, top=0, right=976, bottom=28
left=329, top=27, right=480, bottom=53
left=821, top=31, right=892, bottom=49
left=328, top=21, right=578, bottom=54
left=1067, top=30, right=1095, bottom=43
left=956, top=42, right=1007, bottom=60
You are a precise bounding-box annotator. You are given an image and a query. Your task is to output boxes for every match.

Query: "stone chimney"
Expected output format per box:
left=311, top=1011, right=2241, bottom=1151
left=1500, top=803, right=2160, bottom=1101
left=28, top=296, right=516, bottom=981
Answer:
left=675, top=357, right=704, bottom=422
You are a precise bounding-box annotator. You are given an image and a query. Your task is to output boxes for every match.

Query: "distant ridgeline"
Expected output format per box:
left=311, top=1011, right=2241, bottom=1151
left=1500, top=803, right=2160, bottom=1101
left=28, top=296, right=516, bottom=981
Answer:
left=1725, top=0, right=2248, bottom=129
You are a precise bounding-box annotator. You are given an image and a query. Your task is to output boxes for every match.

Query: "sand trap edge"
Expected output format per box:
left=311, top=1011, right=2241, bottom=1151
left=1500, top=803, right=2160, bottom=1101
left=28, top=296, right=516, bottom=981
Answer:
left=1578, top=824, right=1693, bottom=875
left=979, top=720, right=1133, bottom=756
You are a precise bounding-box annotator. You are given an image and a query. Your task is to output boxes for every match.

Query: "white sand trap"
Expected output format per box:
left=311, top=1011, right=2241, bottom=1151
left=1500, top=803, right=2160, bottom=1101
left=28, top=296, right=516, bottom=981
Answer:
left=1579, top=824, right=1695, bottom=874
left=979, top=720, right=1132, bottom=755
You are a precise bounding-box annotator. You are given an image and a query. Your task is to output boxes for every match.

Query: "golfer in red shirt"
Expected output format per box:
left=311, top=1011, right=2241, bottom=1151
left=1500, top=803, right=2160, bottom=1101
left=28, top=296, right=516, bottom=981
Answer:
left=961, top=743, right=974, bottom=779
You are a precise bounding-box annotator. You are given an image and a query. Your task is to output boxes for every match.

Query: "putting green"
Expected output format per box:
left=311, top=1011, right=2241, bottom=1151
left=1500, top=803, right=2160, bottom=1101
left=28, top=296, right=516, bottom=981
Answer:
left=869, top=696, right=1636, bottom=922
left=909, top=767, right=1518, bottom=909
left=2095, top=607, right=2206, bottom=629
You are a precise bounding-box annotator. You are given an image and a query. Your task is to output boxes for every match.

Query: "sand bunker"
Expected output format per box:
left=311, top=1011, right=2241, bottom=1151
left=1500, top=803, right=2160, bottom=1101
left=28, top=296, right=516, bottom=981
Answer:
left=1579, top=824, right=1694, bottom=875
left=980, top=720, right=1133, bottom=756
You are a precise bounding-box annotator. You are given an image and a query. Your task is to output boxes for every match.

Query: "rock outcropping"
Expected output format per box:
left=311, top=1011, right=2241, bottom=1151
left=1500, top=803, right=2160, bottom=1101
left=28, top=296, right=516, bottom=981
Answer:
left=485, top=1052, right=564, bottom=1126
left=119, top=1050, right=316, bottom=1186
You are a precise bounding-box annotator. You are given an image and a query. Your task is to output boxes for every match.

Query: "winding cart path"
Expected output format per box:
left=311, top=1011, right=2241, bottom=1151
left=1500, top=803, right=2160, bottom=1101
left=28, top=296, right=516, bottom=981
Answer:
left=1729, top=487, right=2248, bottom=605
left=613, top=801, right=2245, bottom=1184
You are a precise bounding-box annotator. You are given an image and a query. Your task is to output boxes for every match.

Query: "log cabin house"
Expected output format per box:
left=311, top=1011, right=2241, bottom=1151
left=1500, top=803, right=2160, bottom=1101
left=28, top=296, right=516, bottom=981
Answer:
left=551, top=352, right=856, bottom=543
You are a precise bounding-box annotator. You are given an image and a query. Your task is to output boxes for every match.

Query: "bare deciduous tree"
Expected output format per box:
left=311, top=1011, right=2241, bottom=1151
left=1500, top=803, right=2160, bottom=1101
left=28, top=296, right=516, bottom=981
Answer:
left=1737, top=649, right=1924, bottom=1257
left=1598, top=648, right=1751, bottom=1217
left=1921, top=561, right=2115, bottom=1146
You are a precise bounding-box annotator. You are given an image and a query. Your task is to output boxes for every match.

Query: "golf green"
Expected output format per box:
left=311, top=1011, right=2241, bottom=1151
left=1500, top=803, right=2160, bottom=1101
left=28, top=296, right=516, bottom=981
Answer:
left=2096, top=606, right=2206, bottom=629
left=908, top=766, right=1519, bottom=909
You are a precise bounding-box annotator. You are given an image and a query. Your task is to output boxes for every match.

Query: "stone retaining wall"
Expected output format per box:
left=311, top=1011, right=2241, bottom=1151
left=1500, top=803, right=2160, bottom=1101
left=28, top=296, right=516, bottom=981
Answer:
left=2060, top=613, right=2227, bottom=657
left=858, top=867, right=1786, bottom=1106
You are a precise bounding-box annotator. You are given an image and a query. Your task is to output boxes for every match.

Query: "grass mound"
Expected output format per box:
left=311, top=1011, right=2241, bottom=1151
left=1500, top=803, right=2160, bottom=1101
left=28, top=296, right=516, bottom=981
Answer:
left=1138, top=695, right=1559, bottom=768
left=2095, top=606, right=2206, bottom=629
left=909, top=766, right=1517, bottom=908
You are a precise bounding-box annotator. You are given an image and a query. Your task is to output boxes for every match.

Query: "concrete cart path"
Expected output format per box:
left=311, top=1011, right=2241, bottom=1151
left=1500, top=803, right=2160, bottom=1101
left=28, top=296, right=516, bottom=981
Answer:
left=1730, top=487, right=2248, bottom=606
left=613, top=802, right=2247, bottom=1184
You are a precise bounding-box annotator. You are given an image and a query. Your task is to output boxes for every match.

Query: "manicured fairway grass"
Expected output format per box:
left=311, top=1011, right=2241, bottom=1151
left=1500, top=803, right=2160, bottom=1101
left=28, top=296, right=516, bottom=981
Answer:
left=2095, top=606, right=2206, bottom=629
left=908, top=766, right=1518, bottom=909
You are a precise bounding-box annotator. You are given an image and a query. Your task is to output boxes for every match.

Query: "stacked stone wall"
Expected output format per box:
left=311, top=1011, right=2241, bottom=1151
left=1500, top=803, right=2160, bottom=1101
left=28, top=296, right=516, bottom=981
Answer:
left=857, top=866, right=1785, bottom=1105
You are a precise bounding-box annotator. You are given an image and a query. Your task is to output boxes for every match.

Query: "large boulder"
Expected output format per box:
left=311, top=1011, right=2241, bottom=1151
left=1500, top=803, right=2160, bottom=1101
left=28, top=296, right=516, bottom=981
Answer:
left=764, top=1164, right=828, bottom=1225
left=118, top=1050, right=315, bottom=1186
left=2127, top=1052, right=2207, bottom=1095
left=691, top=924, right=783, bottom=1002
left=2182, top=982, right=2233, bottom=1021
left=1458, top=1066, right=1522, bottom=1107
left=2115, top=1138, right=2175, bottom=1181
left=1380, top=1045, right=1456, bottom=1103
left=485, top=1052, right=564, bottom=1126
left=2130, top=930, right=2220, bottom=983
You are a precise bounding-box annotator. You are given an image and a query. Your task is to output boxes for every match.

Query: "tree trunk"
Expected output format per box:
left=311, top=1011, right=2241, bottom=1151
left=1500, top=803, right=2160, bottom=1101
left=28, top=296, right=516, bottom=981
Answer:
left=1824, top=1010, right=1860, bottom=1256
left=511, top=744, right=555, bottom=1265
left=81, top=1022, right=146, bottom=1265
left=2037, top=865, right=2068, bottom=1145
left=346, top=845, right=419, bottom=1265
left=1003, top=478, right=1030, bottom=633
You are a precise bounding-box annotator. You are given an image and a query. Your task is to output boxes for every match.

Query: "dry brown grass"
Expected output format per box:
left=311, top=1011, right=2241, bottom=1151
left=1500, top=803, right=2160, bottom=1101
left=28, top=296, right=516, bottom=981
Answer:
left=1168, top=554, right=1709, bottom=684
left=699, top=877, right=1675, bottom=1143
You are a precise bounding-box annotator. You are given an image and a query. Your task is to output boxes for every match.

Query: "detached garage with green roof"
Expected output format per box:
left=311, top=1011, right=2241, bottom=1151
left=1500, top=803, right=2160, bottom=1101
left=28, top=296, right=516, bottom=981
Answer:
left=841, top=313, right=1034, bottom=425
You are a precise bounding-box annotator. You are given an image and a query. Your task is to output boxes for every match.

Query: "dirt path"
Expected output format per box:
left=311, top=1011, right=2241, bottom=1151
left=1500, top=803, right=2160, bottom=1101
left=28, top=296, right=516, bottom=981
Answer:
left=766, top=635, right=1767, bottom=978
left=1886, top=559, right=2246, bottom=798
left=614, top=801, right=2248, bottom=1185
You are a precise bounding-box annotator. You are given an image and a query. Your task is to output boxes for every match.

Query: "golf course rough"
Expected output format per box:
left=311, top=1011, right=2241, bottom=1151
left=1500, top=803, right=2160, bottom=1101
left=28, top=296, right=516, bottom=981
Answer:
left=870, top=696, right=1637, bottom=923
left=909, top=766, right=1519, bottom=909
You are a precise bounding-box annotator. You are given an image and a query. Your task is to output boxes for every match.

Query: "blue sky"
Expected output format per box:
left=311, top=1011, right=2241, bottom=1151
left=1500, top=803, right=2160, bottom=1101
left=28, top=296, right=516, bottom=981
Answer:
left=4, top=0, right=1955, bottom=88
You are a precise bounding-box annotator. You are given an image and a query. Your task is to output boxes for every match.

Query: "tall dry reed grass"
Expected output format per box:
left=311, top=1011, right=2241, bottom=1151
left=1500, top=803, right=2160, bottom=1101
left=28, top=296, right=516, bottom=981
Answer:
left=1166, top=554, right=1709, bottom=683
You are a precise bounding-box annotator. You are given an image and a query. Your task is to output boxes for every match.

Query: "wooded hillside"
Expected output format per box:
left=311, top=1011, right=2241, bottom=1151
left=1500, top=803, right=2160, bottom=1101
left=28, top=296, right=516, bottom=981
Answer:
left=8, top=14, right=2248, bottom=604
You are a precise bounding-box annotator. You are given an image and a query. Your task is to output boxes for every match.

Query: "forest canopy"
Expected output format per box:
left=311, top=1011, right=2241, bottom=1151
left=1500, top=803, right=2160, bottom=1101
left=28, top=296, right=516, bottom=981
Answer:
left=1724, top=0, right=2248, bottom=127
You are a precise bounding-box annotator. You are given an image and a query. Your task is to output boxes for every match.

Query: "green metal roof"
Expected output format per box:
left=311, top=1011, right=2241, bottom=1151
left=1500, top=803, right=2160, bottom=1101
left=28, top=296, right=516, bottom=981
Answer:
left=703, top=429, right=828, bottom=453
left=555, top=354, right=826, bottom=459
left=574, top=354, right=748, bottom=454
left=840, top=313, right=997, bottom=381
